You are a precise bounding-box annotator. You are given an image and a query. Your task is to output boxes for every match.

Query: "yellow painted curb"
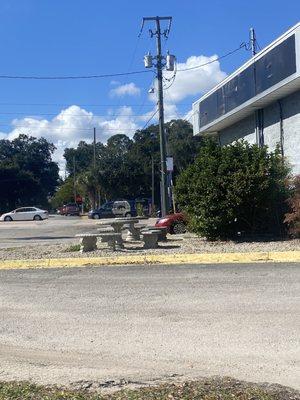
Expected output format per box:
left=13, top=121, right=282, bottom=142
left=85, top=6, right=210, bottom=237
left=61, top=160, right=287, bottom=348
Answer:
left=0, top=251, right=300, bottom=270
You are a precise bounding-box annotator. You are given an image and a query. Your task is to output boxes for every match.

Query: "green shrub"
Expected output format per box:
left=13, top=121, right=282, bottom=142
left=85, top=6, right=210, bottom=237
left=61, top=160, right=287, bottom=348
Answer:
left=175, top=139, right=290, bottom=240
left=136, top=203, right=144, bottom=216
left=284, top=175, right=300, bottom=237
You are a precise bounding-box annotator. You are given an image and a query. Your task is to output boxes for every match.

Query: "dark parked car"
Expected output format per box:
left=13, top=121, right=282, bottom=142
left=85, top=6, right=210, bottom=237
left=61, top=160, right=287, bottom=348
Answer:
left=88, top=201, right=114, bottom=219
left=155, top=212, right=187, bottom=234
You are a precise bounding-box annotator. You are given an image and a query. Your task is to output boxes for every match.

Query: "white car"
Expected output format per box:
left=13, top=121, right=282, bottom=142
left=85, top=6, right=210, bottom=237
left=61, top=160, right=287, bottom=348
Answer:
left=0, top=207, right=49, bottom=222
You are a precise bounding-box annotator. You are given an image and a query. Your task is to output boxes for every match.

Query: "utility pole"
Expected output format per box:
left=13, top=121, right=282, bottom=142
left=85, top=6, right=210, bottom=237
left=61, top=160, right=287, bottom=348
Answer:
left=93, top=127, right=97, bottom=209
left=73, top=155, right=76, bottom=203
left=141, top=16, right=174, bottom=217
left=250, top=27, right=257, bottom=56
left=151, top=155, right=155, bottom=214
left=250, top=27, right=264, bottom=147
left=93, top=127, right=96, bottom=169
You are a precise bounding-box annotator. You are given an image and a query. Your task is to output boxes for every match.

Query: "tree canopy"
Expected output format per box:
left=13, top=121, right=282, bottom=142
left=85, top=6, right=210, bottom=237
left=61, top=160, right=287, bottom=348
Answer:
left=0, top=134, right=59, bottom=212
left=62, top=119, right=200, bottom=206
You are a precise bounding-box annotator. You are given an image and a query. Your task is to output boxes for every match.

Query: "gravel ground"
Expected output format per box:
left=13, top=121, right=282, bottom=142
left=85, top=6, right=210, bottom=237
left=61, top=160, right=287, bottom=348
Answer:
left=0, top=377, right=299, bottom=399
left=1, top=233, right=300, bottom=260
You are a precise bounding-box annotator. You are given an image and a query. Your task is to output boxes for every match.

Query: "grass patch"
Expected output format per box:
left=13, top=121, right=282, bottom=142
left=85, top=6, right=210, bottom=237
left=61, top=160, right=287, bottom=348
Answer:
left=0, top=378, right=298, bottom=400
left=64, top=244, right=81, bottom=252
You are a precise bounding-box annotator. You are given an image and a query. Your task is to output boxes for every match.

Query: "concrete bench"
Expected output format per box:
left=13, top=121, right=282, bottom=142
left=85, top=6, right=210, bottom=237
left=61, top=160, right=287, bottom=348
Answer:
left=75, top=232, right=122, bottom=252
left=75, top=233, right=99, bottom=252
left=141, top=226, right=167, bottom=241
left=99, top=232, right=123, bottom=250
left=97, top=226, right=114, bottom=233
left=142, top=230, right=159, bottom=249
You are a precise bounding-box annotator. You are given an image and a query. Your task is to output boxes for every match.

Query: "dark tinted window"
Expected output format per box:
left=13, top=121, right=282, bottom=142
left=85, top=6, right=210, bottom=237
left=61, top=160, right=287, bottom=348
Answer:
left=255, top=35, right=296, bottom=94
left=199, top=35, right=296, bottom=128
left=224, top=65, right=255, bottom=113
left=199, top=90, right=219, bottom=127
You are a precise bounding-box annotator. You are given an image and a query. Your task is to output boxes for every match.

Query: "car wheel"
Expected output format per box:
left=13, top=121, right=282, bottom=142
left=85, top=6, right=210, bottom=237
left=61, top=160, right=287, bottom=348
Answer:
left=125, top=212, right=132, bottom=217
left=93, top=214, right=100, bottom=219
left=171, top=221, right=186, bottom=234
left=33, top=215, right=42, bottom=221
left=4, top=216, right=12, bottom=222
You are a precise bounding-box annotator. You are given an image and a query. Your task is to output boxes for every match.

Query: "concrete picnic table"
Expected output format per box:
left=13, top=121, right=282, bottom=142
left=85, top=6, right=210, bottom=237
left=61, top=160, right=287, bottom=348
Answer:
left=97, top=217, right=141, bottom=241
left=114, top=217, right=141, bottom=241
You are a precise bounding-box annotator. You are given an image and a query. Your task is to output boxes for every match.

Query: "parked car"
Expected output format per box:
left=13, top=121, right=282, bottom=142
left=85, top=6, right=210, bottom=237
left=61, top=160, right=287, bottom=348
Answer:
left=88, top=201, right=114, bottom=219
left=155, top=212, right=187, bottom=234
left=58, top=203, right=80, bottom=216
left=112, top=200, right=136, bottom=218
left=0, top=207, right=48, bottom=222
left=88, top=200, right=137, bottom=219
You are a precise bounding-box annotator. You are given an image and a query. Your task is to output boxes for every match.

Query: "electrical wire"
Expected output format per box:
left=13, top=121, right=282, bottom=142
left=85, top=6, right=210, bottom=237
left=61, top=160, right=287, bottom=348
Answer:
left=0, top=123, right=138, bottom=132
left=0, top=70, right=154, bottom=80
left=0, top=42, right=249, bottom=80
left=140, top=109, right=159, bottom=130
left=0, top=111, right=157, bottom=118
left=177, top=43, right=248, bottom=72
left=0, top=102, right=160, bottom=107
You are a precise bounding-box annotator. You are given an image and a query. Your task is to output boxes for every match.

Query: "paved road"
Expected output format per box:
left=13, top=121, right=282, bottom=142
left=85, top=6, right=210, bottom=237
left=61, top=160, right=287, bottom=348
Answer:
left=0, top=216, right=94, bottom=248
left=0, top=216, right=155, bottom=248
left=0, top=263, right=299, bottom=389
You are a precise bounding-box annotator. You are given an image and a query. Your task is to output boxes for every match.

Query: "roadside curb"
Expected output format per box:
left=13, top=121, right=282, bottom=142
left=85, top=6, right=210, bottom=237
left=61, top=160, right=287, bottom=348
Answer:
left=1, top=250, right=300, bottom=270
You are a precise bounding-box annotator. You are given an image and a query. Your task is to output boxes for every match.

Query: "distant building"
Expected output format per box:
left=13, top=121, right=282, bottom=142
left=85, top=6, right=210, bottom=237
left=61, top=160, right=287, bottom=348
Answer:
left=192, top=22, right=300, bottom=173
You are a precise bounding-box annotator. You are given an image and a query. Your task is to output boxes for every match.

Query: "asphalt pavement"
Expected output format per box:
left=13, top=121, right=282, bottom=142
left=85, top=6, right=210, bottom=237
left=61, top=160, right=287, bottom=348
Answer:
left=0, top=216, right=156, bottom=248
left=0, top=216, right=103, bottom=248
left=0, top=262, right=299, bottom=389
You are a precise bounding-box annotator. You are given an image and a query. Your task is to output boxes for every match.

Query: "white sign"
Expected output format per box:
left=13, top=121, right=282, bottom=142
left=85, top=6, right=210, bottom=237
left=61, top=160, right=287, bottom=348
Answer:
left=166, top=156, right=174, bottom=172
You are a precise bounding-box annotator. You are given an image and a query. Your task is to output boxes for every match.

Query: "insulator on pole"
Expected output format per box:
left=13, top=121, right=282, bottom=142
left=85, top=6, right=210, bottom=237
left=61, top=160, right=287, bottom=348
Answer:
left=144, top=52, right=153, bottom=68
left=166, top=52, right=175, bottom=71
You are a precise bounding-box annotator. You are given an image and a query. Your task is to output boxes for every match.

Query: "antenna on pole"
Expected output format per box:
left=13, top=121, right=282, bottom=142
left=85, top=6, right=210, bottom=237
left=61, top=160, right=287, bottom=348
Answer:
left=250, top=27, right=257, bottom=56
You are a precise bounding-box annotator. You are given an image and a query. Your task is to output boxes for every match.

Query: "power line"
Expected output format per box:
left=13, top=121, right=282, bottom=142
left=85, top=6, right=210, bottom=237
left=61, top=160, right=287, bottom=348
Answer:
left=0, top=111, right=160, bottom=117
left=0, top=42, right=248, bottom=80
left=0, top=123, right=139, bottom=132
left=177, top=43, right=248, bottom=72
left=140, top=108, right=159, bottom=130
left=0, top=102, right=159, bottom=107
left=0, top=69, right=154, bottom=80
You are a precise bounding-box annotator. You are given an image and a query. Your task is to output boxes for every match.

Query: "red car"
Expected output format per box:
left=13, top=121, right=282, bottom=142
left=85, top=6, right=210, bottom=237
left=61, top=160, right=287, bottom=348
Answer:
left=155, top=212, right=187, bottom=234
left=57, top=203, right=80, bottom=216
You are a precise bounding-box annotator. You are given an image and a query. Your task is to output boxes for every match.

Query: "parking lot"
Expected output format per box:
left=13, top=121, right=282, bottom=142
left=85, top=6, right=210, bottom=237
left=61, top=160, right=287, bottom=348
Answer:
left=0, top=216, right=99, bottom=248
left=0, top=215, right=157, bottom=249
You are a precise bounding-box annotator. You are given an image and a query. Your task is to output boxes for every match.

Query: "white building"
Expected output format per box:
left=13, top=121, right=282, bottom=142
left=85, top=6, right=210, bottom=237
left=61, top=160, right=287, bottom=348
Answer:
left=192, top=22, right=300, bottom=174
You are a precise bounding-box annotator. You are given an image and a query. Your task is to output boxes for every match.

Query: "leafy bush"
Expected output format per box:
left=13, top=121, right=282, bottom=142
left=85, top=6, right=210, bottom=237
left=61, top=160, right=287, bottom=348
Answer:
left=284, top=175, right=300, bottom=237
left=175, top=139, right=290, bottom=240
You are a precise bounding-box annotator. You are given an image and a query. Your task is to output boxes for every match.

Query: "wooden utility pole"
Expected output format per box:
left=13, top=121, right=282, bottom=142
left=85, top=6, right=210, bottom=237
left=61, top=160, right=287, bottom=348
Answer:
left=142, top=16, right=172, bottom=216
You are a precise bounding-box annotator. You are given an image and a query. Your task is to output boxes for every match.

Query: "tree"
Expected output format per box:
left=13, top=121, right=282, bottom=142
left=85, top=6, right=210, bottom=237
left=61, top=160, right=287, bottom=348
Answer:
left=50, top=178, right=74, bottom=209
left=175, top=139, right=290, bottom=240
left=0, top=134, right=59, bottom=212
left=61, top=119, right=201, bottom=206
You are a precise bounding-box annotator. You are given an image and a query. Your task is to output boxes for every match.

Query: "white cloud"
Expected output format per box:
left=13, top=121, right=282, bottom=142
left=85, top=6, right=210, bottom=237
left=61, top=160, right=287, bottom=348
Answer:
left=0, top=54, right=227, bottom=173
left=1, top=105, right=139, bottom=174
left=109, top=82, right=141, bottom=97
left=145, top=54, right=227, bottom=123
left=164, top=54, right=227, bottom=103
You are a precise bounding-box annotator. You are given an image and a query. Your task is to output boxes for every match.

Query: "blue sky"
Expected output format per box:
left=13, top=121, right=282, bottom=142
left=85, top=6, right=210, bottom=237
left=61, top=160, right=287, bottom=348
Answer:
left=0, top=0, right=299, bottom=168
